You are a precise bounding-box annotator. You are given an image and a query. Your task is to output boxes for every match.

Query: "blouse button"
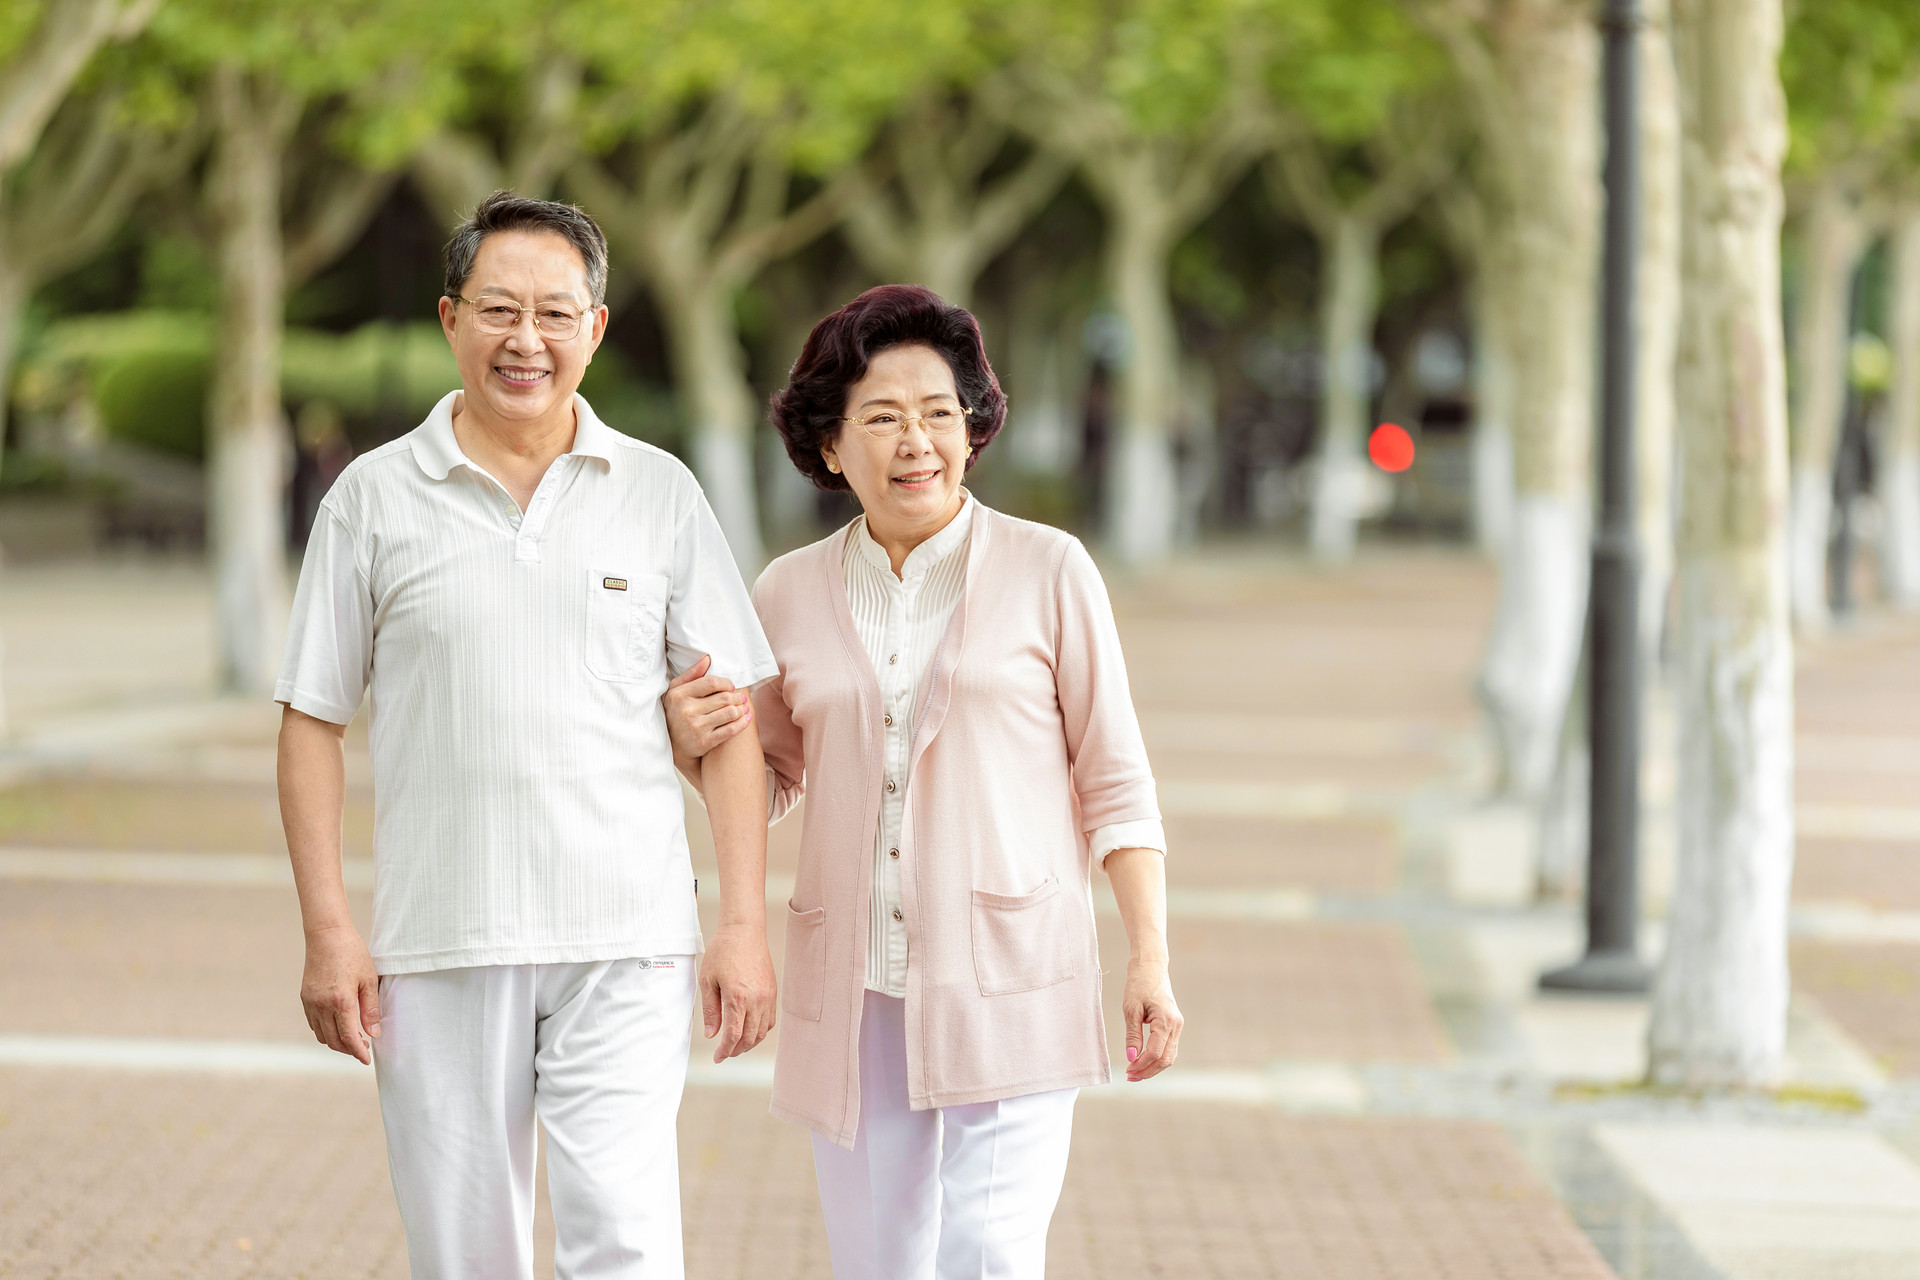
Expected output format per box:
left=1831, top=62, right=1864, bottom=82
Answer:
left=891, top=908, right=904, bottom=922
left=889, top=654, right=899, bottom=664
left=884, top=714, right=893, bottom=727
left=888, top=848, right=900, bottom=859
left=885, top=779, right=896, bottom=794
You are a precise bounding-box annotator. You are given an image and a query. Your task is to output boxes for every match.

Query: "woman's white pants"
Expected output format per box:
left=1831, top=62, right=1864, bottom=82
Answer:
left=372, top=957, right=696, bottom=1280
left=810, top=990, right=1079, bottom=1280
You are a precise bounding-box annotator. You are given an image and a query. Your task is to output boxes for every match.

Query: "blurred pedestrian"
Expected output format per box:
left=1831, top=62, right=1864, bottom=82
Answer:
left=274, top=192, right=778, bottom=1278
left=665, top=284, right=1182, bottom=1280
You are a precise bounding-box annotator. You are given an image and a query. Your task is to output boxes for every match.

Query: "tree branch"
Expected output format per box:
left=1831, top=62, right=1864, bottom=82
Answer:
left=284, top=164, right=398, bottom=285
left=0, top=0, right=157, bottom=170
left=1267, top=135, right=1342, bottom=238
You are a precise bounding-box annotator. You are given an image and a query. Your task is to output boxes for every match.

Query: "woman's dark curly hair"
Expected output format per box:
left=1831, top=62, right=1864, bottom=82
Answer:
left=769, top=284, right=1007, bottom=492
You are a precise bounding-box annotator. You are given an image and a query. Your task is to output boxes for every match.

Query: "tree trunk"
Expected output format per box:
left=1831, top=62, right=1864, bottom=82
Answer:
left=206, top=72, right=293, bottom=696
left=1005, top=317, right=1077, bottom=476
left=1479, top=493, right=1590, bottom=798
left=0, top=259, right=25, bottom=485
left=1105, top=200, right=1181, bottom=564
left=1309, top=214, right=1382, bottom=562
left=1468, top=268, right=1516, bottom=555
left=1883, top=202, right=1920, bottom=607
left=1648, top=0, right=1794, bottom=1090
left=1471, top=12, right=1601, bottom=802
left=1638, top=0, right=1683, bottom=659
left=655, top=274, right=764, bottom=570
left=1787, top=174, right=1865, bottom=631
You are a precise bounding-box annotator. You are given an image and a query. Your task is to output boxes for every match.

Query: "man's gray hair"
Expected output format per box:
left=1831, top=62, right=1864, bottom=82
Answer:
left=443, top=191, right=609, bottom=307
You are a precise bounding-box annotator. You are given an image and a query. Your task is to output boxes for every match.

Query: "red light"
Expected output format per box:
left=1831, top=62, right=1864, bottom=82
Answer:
left=1368, top=423, right=1415, bottom=473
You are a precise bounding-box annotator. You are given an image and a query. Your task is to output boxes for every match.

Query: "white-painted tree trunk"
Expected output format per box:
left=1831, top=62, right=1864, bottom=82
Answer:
left=1006, top=335, right=1076, bottom=476
left=1638, top=0, right=1683, bottom=659
left=1787, top=175, right=1865, bottom=632
left=1468, top=276, right=1516, bottom=556
left=656, top=280, right=764, bottom=571
left=1463, top=9, right=1601, bottom=801
left=1883, top=204, right=1920, bottom=607
left=1105, top=207, right=1181, bottom=564
left=1309, top=215, right=1381, bottom=562
left=1478, top=494, right=1590, bottom=799
left=1649, top=0, right=1794, bottom=1089
left=206, top=73, right=293, bottom=696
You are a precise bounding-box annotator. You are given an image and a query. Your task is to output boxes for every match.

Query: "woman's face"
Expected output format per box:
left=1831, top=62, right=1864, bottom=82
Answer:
left=822, top=344, right=969, bottom=535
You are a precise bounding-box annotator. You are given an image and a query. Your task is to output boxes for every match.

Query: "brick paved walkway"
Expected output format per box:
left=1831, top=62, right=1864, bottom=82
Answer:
left=10, top=551, right=1920, bottom=1277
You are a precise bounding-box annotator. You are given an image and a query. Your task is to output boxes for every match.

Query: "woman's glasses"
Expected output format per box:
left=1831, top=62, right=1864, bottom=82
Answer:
left=841, top=405, right=972, bottom=441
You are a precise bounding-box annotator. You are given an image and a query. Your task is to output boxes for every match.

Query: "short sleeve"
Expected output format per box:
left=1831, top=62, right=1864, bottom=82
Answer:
left=274, top=504, right=372, bottom=725
left=664, top=485, right=779, bottom=688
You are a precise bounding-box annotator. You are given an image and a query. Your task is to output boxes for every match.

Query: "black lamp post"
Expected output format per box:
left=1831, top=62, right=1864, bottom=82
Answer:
left=1542, top=0, right=1653, bottom=995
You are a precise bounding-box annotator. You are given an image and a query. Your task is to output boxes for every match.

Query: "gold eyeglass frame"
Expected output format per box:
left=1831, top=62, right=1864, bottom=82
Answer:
left=840, top=405, right=974, bottom=440
left=455, top=295, right=588, bottom=339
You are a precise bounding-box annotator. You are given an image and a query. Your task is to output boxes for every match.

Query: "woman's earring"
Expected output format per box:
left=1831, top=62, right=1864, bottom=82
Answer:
left=965, top=445, right=973, bottom=457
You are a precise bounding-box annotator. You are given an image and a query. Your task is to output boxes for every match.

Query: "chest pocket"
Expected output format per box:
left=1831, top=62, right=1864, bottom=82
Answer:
left=584, top=568, right=670, bottom=683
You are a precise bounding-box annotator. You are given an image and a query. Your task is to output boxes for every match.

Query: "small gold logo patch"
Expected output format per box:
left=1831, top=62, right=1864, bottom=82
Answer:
left=603, top=577, right=627, bottom=591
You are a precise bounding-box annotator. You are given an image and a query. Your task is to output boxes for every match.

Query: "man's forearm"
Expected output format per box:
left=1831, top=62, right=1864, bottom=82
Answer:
left=277, top=707, right=355, bottom=935
left=701, top=721, right=769, bottom=928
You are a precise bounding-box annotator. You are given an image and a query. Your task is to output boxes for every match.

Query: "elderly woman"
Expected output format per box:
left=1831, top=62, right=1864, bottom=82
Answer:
left=667, top=284, right=1180, bottom=1280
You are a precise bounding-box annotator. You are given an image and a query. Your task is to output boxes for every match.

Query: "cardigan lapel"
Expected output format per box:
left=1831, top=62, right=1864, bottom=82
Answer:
left=906, top=503, right=993, bottom=776
left=824, top=518, right=886, bottom=732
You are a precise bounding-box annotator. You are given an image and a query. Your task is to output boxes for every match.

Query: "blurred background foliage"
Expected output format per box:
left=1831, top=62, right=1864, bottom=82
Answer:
left=0, top=0, right=1916, bottom=565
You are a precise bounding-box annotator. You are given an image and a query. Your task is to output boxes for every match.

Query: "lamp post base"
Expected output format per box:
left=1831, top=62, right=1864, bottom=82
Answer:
left=1539, top=949, right=1652, bottom=994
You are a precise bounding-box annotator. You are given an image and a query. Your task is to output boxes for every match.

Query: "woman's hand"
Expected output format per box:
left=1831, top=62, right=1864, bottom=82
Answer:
left=1121, top=957, right=1183, bottom=1082
left=665, top=654, right=754, bottom=759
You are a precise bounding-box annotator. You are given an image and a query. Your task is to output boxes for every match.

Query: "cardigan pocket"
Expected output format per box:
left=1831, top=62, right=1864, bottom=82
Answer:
left=970, top=876, right=1076, bottom=995
left=783, top=901, right=828, bottom=1020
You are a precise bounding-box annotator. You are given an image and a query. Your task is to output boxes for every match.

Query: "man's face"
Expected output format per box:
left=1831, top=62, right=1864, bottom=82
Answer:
left=438, top=229, right=608, bottom=426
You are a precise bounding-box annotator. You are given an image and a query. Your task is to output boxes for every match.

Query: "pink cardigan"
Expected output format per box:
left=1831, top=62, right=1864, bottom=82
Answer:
left=751, top=503, right=1160, bottom=1147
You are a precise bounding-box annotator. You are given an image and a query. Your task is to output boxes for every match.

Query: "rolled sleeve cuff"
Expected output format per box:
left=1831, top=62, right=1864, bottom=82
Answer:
left=1090, top=818, right=1167, bottom=867
left=274, top=682, right=359, bottom=727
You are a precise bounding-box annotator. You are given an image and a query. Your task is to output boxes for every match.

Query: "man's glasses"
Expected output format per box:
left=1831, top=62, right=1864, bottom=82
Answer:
left=456, top=296, right=587, bottom=340
left=841, top=405, right=972, bottom=441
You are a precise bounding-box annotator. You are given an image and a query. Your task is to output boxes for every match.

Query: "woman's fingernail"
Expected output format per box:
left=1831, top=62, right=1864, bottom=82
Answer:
left=1126, top=1046, right=1140, bottom=1063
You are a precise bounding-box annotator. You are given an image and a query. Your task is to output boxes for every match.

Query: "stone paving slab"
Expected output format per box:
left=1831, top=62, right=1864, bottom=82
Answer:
left=1596, top=1123, right=1920, bottom=1280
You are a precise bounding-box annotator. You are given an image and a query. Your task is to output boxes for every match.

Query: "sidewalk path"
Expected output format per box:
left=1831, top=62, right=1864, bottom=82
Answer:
left=7, top=552, right=1920, bottom=1277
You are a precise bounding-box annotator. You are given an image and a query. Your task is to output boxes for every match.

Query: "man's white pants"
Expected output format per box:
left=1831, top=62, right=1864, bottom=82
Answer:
left=810, top=990, right=1078, bottom=1280
left=373, top=957, right=696, bottom=1280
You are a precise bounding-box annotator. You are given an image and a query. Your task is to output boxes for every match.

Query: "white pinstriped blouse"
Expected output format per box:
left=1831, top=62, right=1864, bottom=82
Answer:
left=840, top=494, right=1165, bottom=996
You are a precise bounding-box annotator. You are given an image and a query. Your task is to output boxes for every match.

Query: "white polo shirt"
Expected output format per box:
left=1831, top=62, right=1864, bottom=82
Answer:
left=276, top=391, right=778, bottom=975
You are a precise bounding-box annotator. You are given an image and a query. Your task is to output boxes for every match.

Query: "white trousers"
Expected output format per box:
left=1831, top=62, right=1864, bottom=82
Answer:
left=811, top=990, right=1078, bottom=1280
left=373, top=957, right=696, bottom=1280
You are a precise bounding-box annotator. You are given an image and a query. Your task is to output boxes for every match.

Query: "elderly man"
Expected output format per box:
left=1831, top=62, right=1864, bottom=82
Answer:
left=275, top=192, right=776, bottom=1279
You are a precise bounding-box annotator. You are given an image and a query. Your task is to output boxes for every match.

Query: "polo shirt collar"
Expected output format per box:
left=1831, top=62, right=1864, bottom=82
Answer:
left=854, top=489, right=974, bottom=582
left=407, top=391, right=620, bottom=480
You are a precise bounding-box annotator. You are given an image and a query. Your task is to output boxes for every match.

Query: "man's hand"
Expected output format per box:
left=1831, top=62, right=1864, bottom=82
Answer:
left=302, top=923, right=381, bottom=1065
left=665, top=655, right=753, bottom=759
left=699, top=922, right=776, bottom=1063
